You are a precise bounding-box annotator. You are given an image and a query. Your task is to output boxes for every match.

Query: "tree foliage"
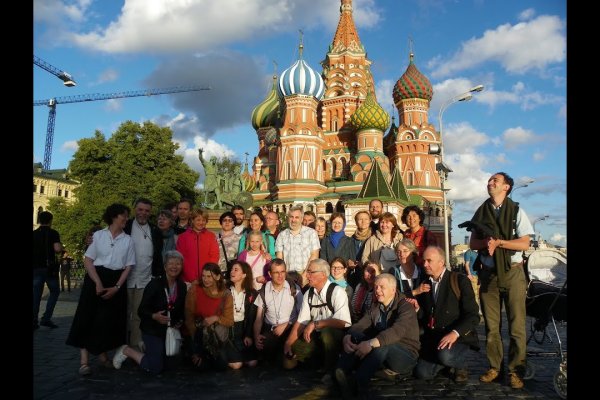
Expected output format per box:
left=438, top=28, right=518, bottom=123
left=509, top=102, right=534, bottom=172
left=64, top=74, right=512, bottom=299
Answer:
left=49, top=121, right=199, bottom=258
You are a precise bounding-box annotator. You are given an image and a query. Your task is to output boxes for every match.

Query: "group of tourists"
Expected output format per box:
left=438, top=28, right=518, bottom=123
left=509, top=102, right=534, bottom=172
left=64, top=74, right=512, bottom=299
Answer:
left=33, top=171, right=533, bottom=398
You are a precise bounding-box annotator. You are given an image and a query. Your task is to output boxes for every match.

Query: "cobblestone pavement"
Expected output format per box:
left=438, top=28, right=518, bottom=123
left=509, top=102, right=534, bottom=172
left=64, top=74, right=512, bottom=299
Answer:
left=34, top=286, right=566, bottom=399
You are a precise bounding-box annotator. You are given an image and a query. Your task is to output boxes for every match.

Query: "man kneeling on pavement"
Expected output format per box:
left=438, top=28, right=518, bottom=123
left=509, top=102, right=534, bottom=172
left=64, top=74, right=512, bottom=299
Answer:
left=335, top=273, right=420, bottom=399
left=413, top=246, right=480, bottom=383
left=283, top=258, right=351, bottom=383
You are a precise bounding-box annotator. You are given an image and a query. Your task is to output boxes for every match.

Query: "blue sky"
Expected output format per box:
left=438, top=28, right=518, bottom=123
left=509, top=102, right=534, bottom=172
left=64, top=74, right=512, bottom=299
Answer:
left=33, top=0, right=566, bottom=246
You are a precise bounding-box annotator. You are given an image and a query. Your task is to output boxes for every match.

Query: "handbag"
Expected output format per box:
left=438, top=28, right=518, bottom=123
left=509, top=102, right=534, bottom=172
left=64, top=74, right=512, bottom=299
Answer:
left=164, top=288, right=182, bottom=356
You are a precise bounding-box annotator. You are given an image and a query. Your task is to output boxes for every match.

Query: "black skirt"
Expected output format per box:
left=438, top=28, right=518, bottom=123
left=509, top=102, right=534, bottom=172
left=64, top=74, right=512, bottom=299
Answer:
left=65, top=266, right=127, bottom=355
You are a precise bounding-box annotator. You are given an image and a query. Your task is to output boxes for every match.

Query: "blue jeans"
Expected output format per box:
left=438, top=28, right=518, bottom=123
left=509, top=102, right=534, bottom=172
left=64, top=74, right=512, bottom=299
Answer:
left=139, top=333, right=165, bottom=374
left=414, top=342, right=469, bottom=379
left=33, top=268, right=60, bottom=325
left=338, top=332, right=418, bottom=389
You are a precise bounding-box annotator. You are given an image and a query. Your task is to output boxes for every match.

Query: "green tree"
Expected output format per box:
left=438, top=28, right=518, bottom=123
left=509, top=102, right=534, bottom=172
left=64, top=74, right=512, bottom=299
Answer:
left=49, top=121, right=199, bottom=258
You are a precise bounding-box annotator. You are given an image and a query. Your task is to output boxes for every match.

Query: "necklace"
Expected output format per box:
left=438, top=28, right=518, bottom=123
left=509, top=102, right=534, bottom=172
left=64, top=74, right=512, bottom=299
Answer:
left=232, top=288, right=245, bottom=313
left=108, top=230, right=116, bottom=247
left=135, top=220, right=151, bottom=240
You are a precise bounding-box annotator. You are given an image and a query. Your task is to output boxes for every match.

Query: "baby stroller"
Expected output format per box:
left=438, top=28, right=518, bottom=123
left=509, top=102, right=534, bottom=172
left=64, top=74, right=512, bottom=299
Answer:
left=523, top=249, right=567, bottom=398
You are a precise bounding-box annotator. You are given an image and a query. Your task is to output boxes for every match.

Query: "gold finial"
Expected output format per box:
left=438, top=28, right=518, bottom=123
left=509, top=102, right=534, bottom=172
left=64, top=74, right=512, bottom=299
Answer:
left=408, top=36, right=414, bottom=62
left=272, top=60, right=278, bottom=80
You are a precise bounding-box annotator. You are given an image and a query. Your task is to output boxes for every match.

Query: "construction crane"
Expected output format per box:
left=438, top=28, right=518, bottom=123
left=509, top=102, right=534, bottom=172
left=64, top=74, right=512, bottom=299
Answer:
left=33, top=55, right=77, bottom=87
left=34, top=85, right=210, bottom=169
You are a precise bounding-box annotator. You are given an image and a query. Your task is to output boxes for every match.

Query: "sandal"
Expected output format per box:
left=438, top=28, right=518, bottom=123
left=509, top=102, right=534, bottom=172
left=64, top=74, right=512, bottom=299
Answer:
left=79, top=364, right=91, bottom=376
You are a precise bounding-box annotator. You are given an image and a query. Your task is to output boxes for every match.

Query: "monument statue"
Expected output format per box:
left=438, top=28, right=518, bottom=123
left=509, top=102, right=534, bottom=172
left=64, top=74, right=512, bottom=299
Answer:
left=199, top=148, right=244, bottom=209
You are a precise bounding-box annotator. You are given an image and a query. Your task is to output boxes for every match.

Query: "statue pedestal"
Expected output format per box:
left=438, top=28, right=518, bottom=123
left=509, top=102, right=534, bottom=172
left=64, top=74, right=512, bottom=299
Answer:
left=206, top=209, right=227, bottom=233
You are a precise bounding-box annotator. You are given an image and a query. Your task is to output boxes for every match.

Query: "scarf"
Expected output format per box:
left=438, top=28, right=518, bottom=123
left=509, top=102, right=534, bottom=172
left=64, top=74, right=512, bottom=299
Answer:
left=328, top=275, right=348, bottom=288
left=353, top=227, right=371, bottom=242
left=162, top=228, right=176, bottom=256
left=471, top=197, right=518, bottom=289
left=329, top=224, right=346, bottom=249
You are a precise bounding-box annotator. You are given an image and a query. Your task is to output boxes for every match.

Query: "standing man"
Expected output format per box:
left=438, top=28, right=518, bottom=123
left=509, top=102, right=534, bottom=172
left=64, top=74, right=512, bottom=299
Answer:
left=302, top=211, right=317, bottom=228
left=469, top=172, right=533, bottom=389
left=174, top=198, right=193, bottom=234
left=124, top=198, right=163, bottom=351
left=33, top=211, right=63, bottom=330
left=265, top=211, right=281, bottom=239
left=275, top=206, right=320, bottom=282
left=368, top=199, right=383, bottom=234
left=232, top=205, right=247, bottom=235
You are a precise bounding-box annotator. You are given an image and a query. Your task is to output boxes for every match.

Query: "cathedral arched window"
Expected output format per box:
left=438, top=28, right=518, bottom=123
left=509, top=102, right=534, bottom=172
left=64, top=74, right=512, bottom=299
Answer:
left=408, top=171, right=414, bottom=186
left=325, top=202, right=334, bottom=213
left=335, top=201, right=345, bottom=212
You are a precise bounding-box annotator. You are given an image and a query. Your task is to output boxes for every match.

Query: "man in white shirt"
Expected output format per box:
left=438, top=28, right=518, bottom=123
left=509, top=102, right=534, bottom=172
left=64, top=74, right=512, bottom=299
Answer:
left=275, top=206, right=320, bottom=283
left=283, top=259, right=351, bottom=383
left=254, top=259, right=303, bottom=366
left=232, top=205, right=247, bottom=235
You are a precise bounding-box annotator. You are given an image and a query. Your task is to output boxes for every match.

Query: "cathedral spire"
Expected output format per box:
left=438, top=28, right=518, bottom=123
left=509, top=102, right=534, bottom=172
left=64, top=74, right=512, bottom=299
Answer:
left=331, top=0, right=363, bottom=53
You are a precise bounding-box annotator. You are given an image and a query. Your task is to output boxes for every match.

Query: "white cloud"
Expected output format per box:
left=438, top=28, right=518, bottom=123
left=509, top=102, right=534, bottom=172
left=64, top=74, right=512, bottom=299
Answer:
left=502, top=126, right=539, bottom=149
left=429, top=15, right=565, bottom=78
left=60, top=140, right=79, bottom=152
left=442, top=122, right=491, bottom=154
left=518, top=8, right=536, bottom=21
left=532, top=151, right=545, bottom=161
left=549, top=233, right=566, bottom=245
left=103, top=99, right=122, bottom=112
left=66, top=0, right=382, bottom=54
left=34, top=0, right=91, bottom=23
left=494, top=153, right=508, bottom=163
left=375, top=79, right=395, bottom=117
left=95, top=68, right=119, bottom=85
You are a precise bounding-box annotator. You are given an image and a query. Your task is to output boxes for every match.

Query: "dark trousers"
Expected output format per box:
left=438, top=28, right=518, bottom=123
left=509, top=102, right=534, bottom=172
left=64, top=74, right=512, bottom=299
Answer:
left=414, top=342, right=469, bottom=379
left=292, top=326, right=345, bottom=372
left=139, top=333, right=165, bottom=374
left=338, top=332, right=418, bottom=389
left=33, top=268, right=60, bottom=325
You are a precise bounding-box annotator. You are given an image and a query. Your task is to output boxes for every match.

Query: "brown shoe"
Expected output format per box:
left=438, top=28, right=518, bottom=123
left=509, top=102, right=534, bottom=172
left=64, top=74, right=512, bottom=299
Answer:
left=509, top=372, right=524, bottom=389
left=480, top=368, right=500, bottom=383
left=454, top=368, right=469, bottom=384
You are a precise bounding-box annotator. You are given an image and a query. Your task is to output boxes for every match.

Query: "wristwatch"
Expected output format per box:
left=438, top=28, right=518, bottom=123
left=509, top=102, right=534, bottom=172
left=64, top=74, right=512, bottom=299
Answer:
left=314, top=320, right=319, bottom=330
left=115, top=284, right=121, bottom=290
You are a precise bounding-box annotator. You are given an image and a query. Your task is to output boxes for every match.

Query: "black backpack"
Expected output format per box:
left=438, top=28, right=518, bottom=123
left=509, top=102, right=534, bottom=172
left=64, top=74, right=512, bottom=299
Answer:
left=258, top=277, right=299, bottom=315
left=307, top=282, right=338, bottom=314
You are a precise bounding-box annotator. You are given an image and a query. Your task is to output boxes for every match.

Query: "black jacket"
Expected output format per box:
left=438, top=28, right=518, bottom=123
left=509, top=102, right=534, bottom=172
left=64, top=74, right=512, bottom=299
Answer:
left=124, top=219, right=164, bottom=278
left=416, top=271, right=480, bottom=351
left=138, top=277, right=187, bottom=338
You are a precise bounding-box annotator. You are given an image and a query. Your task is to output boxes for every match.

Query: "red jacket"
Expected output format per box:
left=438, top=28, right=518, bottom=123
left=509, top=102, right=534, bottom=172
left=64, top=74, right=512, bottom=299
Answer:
left=176, top=229, right=219, bottom=283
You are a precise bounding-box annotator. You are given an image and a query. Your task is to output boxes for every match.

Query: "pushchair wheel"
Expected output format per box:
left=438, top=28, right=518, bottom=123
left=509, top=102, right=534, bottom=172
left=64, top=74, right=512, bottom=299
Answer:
left=553, top=369, right=567, bottom=399
left=523, top=363, right=535, bottom=380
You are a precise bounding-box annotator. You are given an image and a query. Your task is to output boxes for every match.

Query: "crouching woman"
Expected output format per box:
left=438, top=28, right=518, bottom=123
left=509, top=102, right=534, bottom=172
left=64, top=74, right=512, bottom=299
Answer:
left=112, top=250, right=187, bottom=373
left=185, top=262, right=234, bottom=370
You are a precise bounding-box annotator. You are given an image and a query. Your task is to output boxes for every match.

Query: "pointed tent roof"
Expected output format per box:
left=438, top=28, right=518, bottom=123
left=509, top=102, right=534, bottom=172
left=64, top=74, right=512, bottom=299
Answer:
left=356, top=158, right=394, bottom=199
left=331, top=0, right=364, bottom=53
left=390, top=167, right=410, bottom=203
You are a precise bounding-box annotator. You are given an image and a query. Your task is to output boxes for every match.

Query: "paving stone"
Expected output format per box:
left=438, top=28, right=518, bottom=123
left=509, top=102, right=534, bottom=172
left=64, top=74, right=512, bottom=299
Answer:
left=35, top=288, right=566, bottom=399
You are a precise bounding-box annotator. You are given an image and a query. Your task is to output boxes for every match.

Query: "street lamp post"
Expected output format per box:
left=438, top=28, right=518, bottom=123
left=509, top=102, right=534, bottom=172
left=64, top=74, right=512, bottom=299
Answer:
left=510, top=179, right=535, bottom=198
left=436, top=84, right=484, bottom=268
left=532, top=215, right=550, bottom=247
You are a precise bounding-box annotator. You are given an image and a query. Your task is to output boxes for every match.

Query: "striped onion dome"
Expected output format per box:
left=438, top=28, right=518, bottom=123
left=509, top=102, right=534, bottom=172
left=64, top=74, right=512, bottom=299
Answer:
left=350, top=90, right=390, bottom=132
left=278, top=44, right=325, bottom=99
left=393, top=53, right=433, bottom=103
left=241, top=163, right=256, bottom=192
left=251, top=75, right=281, bottom=130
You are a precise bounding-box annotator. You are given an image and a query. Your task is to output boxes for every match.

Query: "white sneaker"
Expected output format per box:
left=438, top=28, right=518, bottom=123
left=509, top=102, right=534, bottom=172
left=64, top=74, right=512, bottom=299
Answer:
left=112, top=345, right=128, bottom=369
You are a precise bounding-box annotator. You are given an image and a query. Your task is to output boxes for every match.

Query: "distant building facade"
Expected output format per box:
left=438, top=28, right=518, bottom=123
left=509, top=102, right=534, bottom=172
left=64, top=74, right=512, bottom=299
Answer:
left=33, top=162, right=79, bottom=229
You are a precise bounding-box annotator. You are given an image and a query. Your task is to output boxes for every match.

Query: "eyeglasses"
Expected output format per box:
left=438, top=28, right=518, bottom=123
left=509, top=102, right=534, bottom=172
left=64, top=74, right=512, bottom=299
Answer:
left=331, top=266, right=346, bottom=271
left=221, top=218, right=234, bottom=222
left=306, top=270, right=323, bottom=275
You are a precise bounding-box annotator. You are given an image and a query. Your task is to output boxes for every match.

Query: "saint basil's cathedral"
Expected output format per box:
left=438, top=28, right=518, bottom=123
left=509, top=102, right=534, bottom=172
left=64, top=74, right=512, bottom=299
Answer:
left=247, top=0, right=448, bottom=243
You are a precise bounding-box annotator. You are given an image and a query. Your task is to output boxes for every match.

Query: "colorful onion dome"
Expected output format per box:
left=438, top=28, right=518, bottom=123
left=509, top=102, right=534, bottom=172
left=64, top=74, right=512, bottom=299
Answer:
left=350, top=90, right=390, bottom=132
left=251, top=75, right=281, bottom=130
left=241, top=163, right=256, bottom=192
left=278, top=43, right=325, bottom=99
left=393, top=53, right=433, bottom=103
